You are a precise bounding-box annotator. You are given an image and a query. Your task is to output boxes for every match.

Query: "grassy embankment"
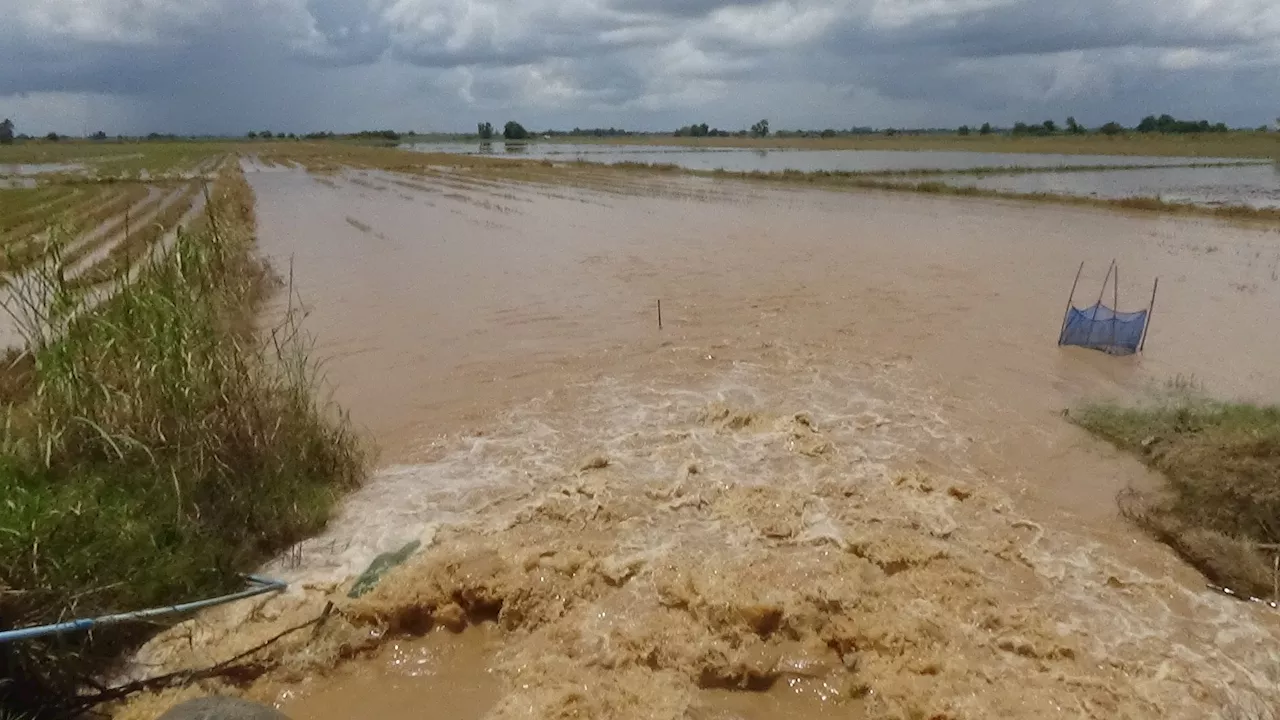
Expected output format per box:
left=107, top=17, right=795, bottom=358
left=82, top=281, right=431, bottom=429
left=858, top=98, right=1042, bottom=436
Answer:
left=1075, top=399, right=1280, bottom=600
left=0, top=151, right=365, bottom=716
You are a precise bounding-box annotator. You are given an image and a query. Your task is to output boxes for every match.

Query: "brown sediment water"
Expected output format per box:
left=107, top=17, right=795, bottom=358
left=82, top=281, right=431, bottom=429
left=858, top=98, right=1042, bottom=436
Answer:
left=278, top=625, right=503, bottom=720
left=120, top=162, right=1280, bottom=720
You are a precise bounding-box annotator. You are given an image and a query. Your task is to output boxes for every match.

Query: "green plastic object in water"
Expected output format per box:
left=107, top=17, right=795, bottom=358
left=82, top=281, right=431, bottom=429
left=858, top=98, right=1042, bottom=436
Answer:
left=347, top=539, right=421, bottom=598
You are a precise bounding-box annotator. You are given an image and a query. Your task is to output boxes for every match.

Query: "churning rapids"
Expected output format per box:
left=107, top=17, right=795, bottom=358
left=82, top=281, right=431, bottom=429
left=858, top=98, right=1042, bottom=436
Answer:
left=118, top=158, right=1280, bottom=720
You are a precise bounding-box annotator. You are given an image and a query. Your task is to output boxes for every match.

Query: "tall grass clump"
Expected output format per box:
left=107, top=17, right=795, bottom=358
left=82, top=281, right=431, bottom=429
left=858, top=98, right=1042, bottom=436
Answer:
left=0, top=165, right=364, bottom=716
left=1074, top=399, right=1280, bottom=599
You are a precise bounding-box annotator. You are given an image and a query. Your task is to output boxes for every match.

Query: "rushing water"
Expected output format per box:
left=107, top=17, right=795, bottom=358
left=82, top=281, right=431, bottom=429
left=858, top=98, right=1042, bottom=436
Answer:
left=123, top=161, right=1280, bottom=720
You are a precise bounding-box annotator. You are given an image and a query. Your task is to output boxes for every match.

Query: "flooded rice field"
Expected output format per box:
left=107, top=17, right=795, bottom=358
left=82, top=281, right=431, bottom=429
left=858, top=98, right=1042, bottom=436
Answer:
left=927, top=162, right=1280, bottom=210
left=405, top=141, right=1256, bottom=173
left=123, top=159, right=1280, bottom=720
left=404, top=141, right=1276, bottom=210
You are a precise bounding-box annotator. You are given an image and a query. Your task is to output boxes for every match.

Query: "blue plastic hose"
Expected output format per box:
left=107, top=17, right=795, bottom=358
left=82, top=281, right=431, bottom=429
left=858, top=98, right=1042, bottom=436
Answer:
left=0, top=575, right=287, bottom=643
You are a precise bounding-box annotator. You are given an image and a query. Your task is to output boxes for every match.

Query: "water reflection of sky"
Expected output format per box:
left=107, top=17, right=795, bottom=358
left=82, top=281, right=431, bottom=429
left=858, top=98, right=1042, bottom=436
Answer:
left=406, top=141, right=1258, bottom=173
left=405, top=142, right=1275, bottom=208
left=933, top=164, right=1280, bottom=210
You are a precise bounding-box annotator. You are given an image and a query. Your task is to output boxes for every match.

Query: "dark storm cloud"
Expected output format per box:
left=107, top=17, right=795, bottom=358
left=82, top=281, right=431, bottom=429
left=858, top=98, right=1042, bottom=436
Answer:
left=2, top=0, right=1277, bottom=134
left=606, top=0, right=773, bottom=19
left=816, top=1, right=1269, bottom=59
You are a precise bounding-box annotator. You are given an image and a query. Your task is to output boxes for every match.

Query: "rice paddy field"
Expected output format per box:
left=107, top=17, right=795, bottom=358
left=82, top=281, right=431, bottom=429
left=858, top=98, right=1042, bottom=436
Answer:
left=4, top=137, right=1280, bottom=720
left=544, top=131, right=1280, bottom=158
left=0, top=143, right=227, bottom=344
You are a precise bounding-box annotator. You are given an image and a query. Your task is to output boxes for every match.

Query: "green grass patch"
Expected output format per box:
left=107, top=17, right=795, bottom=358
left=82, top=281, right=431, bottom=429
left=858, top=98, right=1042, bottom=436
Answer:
left=1074, top=399, right=1280, bottom=599
left=0, top=165, right=365, bottom=716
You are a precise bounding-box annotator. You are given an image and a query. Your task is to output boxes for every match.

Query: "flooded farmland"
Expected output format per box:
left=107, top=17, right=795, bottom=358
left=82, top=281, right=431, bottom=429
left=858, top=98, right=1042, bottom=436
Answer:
left=122, top=157, right=1280, bottom=720
left=927, top=162, right=1280, bottom=210
left=404, top=141, right=1277, bottom=210
left=405, top=141, right=1258, bottom=173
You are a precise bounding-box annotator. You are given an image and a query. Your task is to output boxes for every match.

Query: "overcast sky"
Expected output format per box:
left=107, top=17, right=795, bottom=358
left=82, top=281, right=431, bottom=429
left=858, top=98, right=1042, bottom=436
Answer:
left=2, top=0, right=1278, bottom=135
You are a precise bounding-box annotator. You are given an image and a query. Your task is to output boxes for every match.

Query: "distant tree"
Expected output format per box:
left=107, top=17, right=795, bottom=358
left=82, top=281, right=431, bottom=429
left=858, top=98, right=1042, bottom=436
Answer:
left=1042, top=119, right=1056, bottom=133
left=674, top=122, right=711, bottom=137
left=1065, top=116, right=1084, bottom=135
left=45, top=131, right=60, bottom=142
left=90, top=130, right=108, bottom=140
left=978, top=122, right=992, bottom=136
left=958, top=125, right=971, bottom=136
left=1012, top=121, right=1030, bottom=135
left=247, top=131, right=258, bottom=139
left=477, top=122, right=494, bottom=140
left=261, top=131, right=274, bottom=139
left=503, top=121, right=529, bottom=140
left=820, top=128, right=836, bottom=138
left=1137, top=114, right=1228, bottom=134
left=0, top=118, right=13, bottom=145
left=750, top=119, right=770, bottom=137
left=1099, top=121, right=1124, bottom=136
left=287, top=132, right=297, bottom=139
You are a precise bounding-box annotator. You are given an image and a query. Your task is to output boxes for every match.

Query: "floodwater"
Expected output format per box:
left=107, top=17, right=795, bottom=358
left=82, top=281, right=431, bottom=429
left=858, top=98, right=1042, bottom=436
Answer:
left=928, top=162, right=1280, bottom=209
left=0, top=162, right=84, bottom=176
left=0, top=163, right=84, bottom=188
left=405, top=141, right=1253, bottom=173
left=123, top=162, right=1280, bottom=720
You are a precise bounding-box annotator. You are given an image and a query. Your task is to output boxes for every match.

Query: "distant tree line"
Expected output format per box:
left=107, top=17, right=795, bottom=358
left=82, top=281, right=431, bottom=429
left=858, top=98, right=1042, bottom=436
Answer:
left=545, top=127, right=635, bottom=137
left=1135, top=114, right=1228, bottom=134
left=996, top=114, right=1233, bottom=138
left=774, top=126, right=877, bottom=138
left=674, top=123, right=729, bottom=137
left=671, top=120, right=770, bottom=138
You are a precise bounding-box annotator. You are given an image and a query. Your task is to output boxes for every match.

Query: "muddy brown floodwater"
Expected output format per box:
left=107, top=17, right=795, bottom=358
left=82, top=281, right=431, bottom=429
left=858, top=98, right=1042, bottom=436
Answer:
left=120, top=160, right=1280, bottom=720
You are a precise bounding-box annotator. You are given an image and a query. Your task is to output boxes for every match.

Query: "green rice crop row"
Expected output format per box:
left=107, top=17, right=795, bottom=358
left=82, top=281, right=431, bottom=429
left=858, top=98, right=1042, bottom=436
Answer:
left=0, top=188, right=86, bottom=236
left=55, top=186, right=158, bottom=271
left=71, top=183, right=203, bottom=288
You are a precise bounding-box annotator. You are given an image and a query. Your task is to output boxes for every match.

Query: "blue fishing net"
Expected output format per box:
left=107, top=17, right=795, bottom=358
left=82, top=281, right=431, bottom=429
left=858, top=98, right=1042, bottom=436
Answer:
left=1060, top=303, right=1148, bottom=355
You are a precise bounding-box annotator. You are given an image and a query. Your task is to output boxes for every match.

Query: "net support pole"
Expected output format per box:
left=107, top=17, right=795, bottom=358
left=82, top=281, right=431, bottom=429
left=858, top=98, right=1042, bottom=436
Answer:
left=1112, top=264, right=1120, bottom=352
left=1138, top=277, right=1159, bottom=353
left=1088, top=259, right=1115, bottom=344
left=1057, top=261, right=1084, bottom=345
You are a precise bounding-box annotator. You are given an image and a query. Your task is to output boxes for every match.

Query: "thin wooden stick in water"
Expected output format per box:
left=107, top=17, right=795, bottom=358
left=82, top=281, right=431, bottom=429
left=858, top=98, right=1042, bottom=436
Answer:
left=657, top=299, right=663, bottom=330
left=1139, top=277, right=1159, bottom=353
left=1057, top=261, right=1084, bottom=345
left=1112, top=263, right=1119, bottom=351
